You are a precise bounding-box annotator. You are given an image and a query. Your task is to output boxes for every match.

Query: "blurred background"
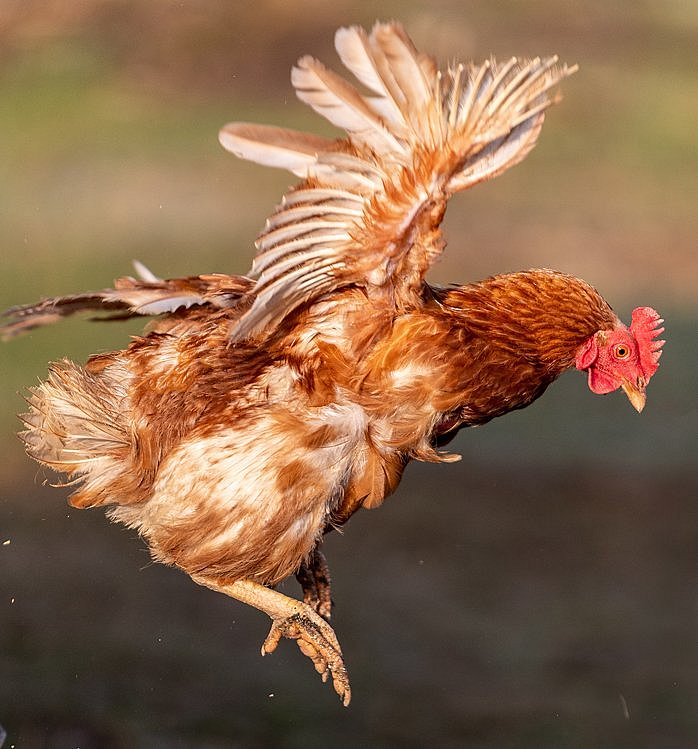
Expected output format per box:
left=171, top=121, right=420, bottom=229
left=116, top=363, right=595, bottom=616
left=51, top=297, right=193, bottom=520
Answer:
left=0, top=1, right=696, bottom=747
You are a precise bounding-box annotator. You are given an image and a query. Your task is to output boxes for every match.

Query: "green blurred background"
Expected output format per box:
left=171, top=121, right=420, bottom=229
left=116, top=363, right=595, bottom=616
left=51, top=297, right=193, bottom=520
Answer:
left=0, top=2, right=696, bottom=747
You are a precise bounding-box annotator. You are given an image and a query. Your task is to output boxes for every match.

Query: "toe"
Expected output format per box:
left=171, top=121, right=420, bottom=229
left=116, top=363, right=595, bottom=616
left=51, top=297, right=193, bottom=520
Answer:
left=261, top=604, right=351, bottom=705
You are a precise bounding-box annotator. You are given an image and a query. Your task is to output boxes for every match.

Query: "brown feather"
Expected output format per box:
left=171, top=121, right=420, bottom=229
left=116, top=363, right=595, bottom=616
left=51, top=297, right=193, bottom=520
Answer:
left=1, top=21, right=661, bottom=707
left=14, top=266, right=618, bottom=577
left=0, top=271, right=252, bottom=338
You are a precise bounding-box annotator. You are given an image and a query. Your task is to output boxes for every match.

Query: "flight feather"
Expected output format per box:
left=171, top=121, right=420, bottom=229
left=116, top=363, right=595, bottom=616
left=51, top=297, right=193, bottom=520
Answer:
left=217, top=22, right=576, bottom=339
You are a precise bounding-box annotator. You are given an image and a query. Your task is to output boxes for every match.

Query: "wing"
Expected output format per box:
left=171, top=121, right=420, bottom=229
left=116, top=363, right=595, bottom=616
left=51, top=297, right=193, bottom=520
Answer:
left=1, top=261, right=252, bottom=339
left=220, top=22, right=576, bottom=339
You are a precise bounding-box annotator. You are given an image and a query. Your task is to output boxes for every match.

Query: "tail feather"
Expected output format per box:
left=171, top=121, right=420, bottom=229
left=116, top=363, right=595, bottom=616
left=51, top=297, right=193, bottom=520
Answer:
left=21, top=360, right=133, bottom=508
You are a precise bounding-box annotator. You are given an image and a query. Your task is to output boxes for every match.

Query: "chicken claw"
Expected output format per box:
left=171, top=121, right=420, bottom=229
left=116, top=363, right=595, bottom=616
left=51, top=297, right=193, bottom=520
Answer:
left=262, top=603, right=351, bottom=705
left=190, top=574, right=351, bottom=705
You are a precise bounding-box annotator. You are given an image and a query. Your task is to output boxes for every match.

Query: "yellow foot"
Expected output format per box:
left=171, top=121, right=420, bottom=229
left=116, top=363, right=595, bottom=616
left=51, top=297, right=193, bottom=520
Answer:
left=190, top=574, right=351, bottom=706
left=262, top=602, right=351, bottom=706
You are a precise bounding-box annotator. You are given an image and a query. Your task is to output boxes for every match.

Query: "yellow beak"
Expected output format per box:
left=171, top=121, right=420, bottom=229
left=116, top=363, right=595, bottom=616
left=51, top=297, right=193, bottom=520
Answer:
left=621, top=379, right=647, bottom=413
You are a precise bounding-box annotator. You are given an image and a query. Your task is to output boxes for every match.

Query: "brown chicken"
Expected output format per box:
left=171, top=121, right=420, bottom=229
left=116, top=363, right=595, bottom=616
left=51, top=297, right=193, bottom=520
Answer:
left=2, top=23, right=664, bottom=705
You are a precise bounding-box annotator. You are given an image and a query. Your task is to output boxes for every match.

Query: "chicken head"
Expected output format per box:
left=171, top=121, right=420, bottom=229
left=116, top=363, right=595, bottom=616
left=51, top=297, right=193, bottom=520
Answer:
left=575, top=307, right=665, bottom=412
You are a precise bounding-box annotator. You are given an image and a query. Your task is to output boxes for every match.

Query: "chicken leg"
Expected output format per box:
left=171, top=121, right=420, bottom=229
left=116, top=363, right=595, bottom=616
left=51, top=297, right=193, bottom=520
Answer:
left=190, top=574, right=350, bottom=705
left=295, top=546, right=333, bottom=620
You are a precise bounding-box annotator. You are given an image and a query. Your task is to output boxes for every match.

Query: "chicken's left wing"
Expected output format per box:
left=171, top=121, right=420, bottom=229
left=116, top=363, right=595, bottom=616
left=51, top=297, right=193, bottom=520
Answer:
left=1, top=262, right=251, bottom=339
left=221, top=22, right=576, bottom=339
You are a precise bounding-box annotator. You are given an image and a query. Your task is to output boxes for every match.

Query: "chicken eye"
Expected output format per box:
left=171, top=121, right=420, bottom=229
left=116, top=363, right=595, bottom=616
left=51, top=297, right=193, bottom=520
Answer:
left=614, top=344, right=630, bottom=360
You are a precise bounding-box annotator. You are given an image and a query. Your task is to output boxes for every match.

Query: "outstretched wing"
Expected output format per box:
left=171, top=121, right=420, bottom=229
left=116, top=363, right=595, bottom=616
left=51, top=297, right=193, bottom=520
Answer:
left=220, top=22, right=576, bottom=339
left=1, top=262, right=252, bottom=339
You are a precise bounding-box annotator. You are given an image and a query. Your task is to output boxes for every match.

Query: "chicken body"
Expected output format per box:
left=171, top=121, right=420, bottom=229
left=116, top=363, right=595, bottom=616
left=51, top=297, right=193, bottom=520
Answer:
left=3, top=23, right=663, bottom=704
left=25, top=270, right=615, bottom=588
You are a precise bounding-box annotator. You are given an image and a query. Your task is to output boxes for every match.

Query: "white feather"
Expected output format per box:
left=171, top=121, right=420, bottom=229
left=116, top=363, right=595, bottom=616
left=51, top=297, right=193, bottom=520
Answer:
left=132, top=259, right=161, bottom=282
left=334, top=26, right=407, bottom=129
left=258, top=220, right=352, bottom=250
left=266, top=202, right=363, bottom=230
left=291, top=56, right=405, bottom=154
left=219, top=122, right=332, bottom=176
left=133, top=296, right=205, bottom=315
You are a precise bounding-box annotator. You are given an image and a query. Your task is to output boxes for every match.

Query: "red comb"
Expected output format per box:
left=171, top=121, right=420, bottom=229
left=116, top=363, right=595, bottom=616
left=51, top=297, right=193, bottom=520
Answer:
left=630, top=307, right=665, bottom=380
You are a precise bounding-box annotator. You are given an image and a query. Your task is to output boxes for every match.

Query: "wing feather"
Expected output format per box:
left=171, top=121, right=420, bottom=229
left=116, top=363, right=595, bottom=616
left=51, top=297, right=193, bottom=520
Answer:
left=1, top=267, right=251, bottom=339
left=265, top=202, right=364, bottom=230
left=219, top=123, right=334, bottom=177
left=369, top=23, right=434, bottom=113
left=220, top=22, right=575, bottom=339
left=291, top=56, right=406, bottom=155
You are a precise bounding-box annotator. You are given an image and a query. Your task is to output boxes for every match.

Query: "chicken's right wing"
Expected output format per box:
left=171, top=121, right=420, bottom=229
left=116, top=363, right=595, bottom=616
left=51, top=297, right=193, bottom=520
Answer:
left=221, top=22, right=576, bottom=340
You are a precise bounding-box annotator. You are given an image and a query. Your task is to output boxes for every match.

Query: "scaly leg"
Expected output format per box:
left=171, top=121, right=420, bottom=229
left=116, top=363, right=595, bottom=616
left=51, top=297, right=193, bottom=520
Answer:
left=295, top=546, right=333, bottom=620
left=190, top=573, right=350, bottom=706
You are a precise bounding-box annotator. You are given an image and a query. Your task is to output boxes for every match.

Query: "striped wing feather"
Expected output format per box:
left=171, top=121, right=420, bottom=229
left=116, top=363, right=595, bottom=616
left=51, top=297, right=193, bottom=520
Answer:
left=1, top=264, right=251, bottom=339
left=219, top=22, right=576, bottom=339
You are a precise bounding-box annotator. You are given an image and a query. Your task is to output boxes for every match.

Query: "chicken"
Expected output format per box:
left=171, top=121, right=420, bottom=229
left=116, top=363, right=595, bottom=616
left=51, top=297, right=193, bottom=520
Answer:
left=1, top=22, right=665, bottom=705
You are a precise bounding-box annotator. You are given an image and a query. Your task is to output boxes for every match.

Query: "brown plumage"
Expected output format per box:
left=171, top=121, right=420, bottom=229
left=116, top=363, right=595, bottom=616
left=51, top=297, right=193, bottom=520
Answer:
left=2, top=22, right=665, bottom=705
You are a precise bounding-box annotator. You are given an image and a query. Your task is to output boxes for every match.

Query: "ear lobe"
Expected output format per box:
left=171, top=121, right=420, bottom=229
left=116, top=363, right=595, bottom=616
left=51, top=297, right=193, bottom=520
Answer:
left=587, top=366, right=621, bottom=394
left=575, top=335, right=599, bottom=371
